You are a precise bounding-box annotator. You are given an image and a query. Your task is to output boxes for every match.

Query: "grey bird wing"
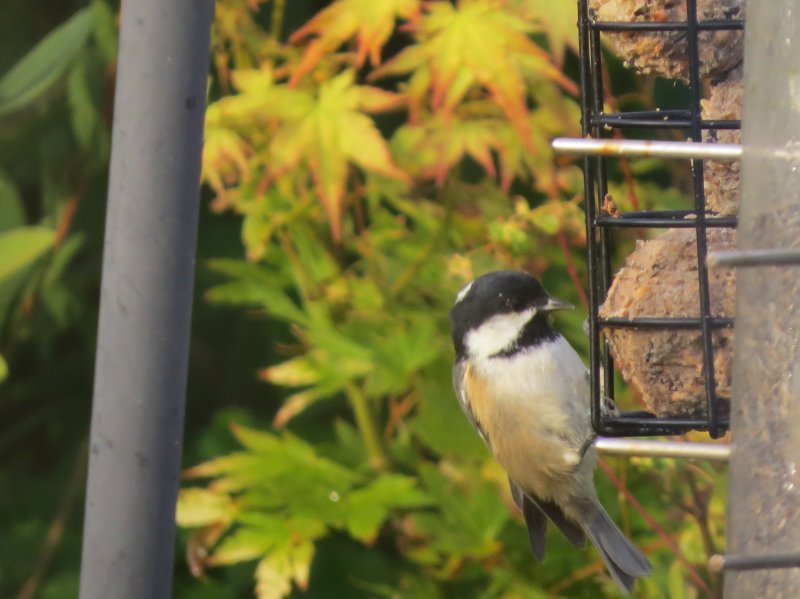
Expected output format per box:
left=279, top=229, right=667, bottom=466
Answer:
left=584, top=504, right=651, bottom=595
left=509, top=478, right=586, bottom=561
left=509, top=478, right=547, bottom=560
left=452, top=360, right=490, bottom=447
left=511, top=477, right=650, bottom=595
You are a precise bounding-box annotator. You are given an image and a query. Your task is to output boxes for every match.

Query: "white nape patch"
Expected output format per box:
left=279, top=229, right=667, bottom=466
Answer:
left=454, top=281, right=474, bottom=304
left=464, top=308, right=537, bottom=359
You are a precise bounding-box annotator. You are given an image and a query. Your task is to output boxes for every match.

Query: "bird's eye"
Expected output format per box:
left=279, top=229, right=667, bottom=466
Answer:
left=507, top=297, right=525, bottom=311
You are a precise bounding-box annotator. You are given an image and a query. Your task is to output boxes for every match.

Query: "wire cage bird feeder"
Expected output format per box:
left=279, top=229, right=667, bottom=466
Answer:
left=557, top=0, right=745, bottom=438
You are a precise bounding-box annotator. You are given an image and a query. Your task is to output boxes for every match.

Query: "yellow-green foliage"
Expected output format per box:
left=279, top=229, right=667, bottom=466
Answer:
left=178, top=1, right=727, bottom=598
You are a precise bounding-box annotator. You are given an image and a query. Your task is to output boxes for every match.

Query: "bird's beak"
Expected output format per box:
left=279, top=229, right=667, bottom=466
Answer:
left=543, top=296, right=574, bottom=311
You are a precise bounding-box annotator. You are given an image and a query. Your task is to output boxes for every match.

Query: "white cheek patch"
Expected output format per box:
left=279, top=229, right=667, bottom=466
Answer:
left=454, top=281, right=474, bottom=304
left=464, top=308, right=537, bottom=359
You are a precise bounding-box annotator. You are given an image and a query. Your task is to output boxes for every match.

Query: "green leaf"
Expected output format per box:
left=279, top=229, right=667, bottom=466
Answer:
left=342, top=475, right=430, bottom=542
left=517, top=0, right=579, bottom=65
left=67, top=60, right=99, bottom=149
left=261, top=70, right=408, bottom=240
left=409, top=368, right=488, bottom=459
left=0, top=354, right=7, bottom=383
left=205, top=259, right=311, bottom=325
left=255, top=552, right=293, bottom=599
left=91, top=0, right=118, bottom=62
left=528, top=203, right=561, bottom=234
left=261, top=356, right=320, bottom=387
left=0, top=226, right=55, bottom=282
left=210, top=528, right=276, bottom=566
left=0, top=172, right=26, bottom=233
left=411, top=465, right=508, bottom=559
left=176, top=488, right=235, bottom=527
left=0, top=7, right=93, bottom=121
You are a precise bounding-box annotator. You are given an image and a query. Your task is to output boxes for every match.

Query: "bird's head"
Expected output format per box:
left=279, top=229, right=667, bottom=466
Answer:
left=449, top=270, right=573, bottom=360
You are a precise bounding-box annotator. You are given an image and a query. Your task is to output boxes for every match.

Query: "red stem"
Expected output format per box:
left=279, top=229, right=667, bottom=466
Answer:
left=556, top=229, right=589, bottom=311
left=598, top=459, right=718, bottom=599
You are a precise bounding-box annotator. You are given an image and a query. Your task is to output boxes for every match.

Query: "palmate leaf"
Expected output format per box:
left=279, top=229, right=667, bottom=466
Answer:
left=180, top=425, right=431, bottom=599
left=391, top=114, right=522, bottom=189
left=255, top=540, right=315, bottom=599
left=410, top=465, right=508, bottom=560
left=372, top=0, right=565, bottom=140
left=289, top=0, right=421, bottom=82
left=263, top=70, right=408, bottom=240
left=184, top=428, right=361, bottom=493
left=202, top=126, right=251, bottom=206
left=511, top=0, right=579, bottom=66
left=176, top=488, right=236, bottom=528
left=342, top=474, right=431, bottom=543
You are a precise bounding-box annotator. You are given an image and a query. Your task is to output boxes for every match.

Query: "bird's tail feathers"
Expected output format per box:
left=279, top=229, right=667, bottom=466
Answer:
left=584, top=505, right=651, bottom=595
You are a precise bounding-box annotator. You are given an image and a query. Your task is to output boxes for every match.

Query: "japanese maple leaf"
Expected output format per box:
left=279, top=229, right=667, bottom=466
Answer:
left=393, top=114, right=522, bottom=189
left=264, top=71, right=408, bottom=240
left=510, top=0, right=579, bottom=66
left=289, top=0, right=421, bottom=85
left=372, top=0, right=571, bottom=142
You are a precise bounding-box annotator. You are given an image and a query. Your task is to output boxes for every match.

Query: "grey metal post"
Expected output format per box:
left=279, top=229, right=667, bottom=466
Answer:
left=78, top=1, right=213, bottom=598
left=725, top=1, right=800, bottom=597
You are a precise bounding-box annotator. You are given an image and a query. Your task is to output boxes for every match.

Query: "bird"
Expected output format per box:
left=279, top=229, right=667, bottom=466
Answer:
left=449, top=270, right=651, bottom=594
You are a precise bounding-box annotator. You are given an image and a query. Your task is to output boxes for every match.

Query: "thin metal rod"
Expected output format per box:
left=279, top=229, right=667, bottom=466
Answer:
left=577, top=0, right=604, bottom=434
left=552, top=137, right=742, bottom=161
left=78, top=1, right=214, bottom=599
left=590, top=19, right=744, bottom=32
left=710, top=553, right=800, bottom=573
left=595, top=437, right=730, bottom=461
left=595, top=214, right=737, bottom=228
left=597, top=418, right=730, bottom=437
left=685, top=0, right=724, bottom=439
left=599, top=316, right=733, bottom=329
left=591, top=113, right=741, bottom=130
left=707, top=249, right=800, bottom=268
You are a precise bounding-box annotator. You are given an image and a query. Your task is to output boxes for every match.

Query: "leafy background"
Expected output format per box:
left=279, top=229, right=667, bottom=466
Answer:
left=0, top=1, right=727, bottom=598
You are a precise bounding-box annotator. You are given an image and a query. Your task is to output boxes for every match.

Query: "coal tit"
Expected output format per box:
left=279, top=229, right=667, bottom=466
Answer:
left=449, top=270, right=651, bottom=594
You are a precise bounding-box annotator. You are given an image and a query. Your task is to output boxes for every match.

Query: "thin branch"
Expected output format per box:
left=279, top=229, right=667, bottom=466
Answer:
left=555, top=229, right=589, bottom=311
left=598, top=459, right=717, bottom=599
left=16, top=438, right=88, bottom=599
left=600, top=61, right=640, bottom=210
left=21, top=183, right=85, bottom=317
left=345, top=383, right=387, bottom=471
left=383, top=392, right=418, bottom=440
left=548, top=538, right=667, bottom=595
left=270, top=0, right=286, bottom=40
left=684, top=468, right=719, bottom=558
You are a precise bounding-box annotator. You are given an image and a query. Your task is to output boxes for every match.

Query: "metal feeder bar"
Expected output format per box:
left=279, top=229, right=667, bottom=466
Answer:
left=709, top=553, right=800, bottom=573
left=595, top=437, right=730, bottom=461
left=707, top=248, right=800, bottom=268
left=552, top=137, right=742, bottom=161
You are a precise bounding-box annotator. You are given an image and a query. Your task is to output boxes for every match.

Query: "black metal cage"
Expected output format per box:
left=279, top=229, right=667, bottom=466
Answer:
left=577, top=0, right=744, bottom=438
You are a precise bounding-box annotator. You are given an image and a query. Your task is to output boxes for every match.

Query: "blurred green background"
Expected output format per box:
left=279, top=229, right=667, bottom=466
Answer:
left=0, top=1, right=726, bottom=598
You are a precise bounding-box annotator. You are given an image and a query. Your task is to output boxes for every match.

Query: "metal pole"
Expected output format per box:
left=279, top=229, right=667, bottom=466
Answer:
left=78, top=1, right=213, bottom=598
left=725, top=1, right=800, bottom=597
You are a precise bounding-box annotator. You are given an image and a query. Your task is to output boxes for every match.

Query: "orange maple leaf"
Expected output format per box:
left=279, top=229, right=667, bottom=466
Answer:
left=373, top=0, right=575, bottom=143
left=289, top=0, right=421, bottom=86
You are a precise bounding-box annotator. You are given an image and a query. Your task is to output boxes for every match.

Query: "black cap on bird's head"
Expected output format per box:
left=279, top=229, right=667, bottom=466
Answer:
left=449, top=271, right=573, bottom=360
